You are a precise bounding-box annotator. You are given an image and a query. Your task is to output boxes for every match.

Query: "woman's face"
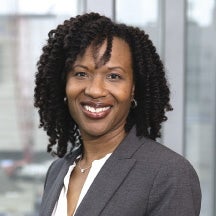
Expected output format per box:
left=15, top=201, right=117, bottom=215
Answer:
left=66, top=37, right=134, bottom=140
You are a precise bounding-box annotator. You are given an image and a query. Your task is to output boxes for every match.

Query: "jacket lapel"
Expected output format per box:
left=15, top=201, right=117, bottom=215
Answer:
left=75, top=157, right=136, bottom=216
left=40, top=149, right=80, bottom=216
left=75, top=127, right=144, bottom=216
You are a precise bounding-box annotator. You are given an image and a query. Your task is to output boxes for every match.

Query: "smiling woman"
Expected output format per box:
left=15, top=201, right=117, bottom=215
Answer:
left=34, top=12, right=201, bottom=216
left=66, top=37, right=134, bottom=140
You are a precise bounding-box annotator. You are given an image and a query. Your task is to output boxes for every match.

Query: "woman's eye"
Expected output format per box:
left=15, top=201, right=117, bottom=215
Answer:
left=74, top=72, right=87, bottom=77
left=107, top=73, right=122, bottom=80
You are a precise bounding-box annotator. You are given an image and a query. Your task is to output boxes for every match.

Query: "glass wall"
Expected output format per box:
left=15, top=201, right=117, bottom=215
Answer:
left=115, top=0, right=162, bottom=52
left=185, top=0, right=216, bottom=215
left=0, top=1, right=80, bottom=215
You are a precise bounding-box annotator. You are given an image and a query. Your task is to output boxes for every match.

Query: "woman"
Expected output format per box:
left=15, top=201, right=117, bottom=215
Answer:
left=34, top=12, right=201, bottom=216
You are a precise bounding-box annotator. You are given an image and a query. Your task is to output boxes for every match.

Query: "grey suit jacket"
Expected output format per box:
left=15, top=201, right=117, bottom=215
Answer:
left=39, top=127, right=201, bottom=216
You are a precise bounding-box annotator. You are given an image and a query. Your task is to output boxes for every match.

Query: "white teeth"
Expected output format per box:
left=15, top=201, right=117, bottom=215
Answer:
left=84, top=105, right=110, bottom=113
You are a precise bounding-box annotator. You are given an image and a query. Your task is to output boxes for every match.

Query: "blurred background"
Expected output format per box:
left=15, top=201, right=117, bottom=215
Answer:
left=0, top=0, right=215, bottom=215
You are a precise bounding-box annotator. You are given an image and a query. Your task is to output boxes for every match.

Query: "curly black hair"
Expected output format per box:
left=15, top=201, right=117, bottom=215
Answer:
left=34, top=12, right=173, bottom=158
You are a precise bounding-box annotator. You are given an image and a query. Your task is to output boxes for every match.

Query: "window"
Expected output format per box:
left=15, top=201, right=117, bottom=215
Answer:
left=0, top=1, right=80, bottom=214
left=185, top=0, right=216, bottom=215
left=115, top=0, right=162, bottom=52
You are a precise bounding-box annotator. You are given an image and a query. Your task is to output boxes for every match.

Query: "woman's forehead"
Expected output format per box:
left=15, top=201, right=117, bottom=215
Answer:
left=75, top=37, right=131, bottom=67
left=71, top=39, right=133, bottom=82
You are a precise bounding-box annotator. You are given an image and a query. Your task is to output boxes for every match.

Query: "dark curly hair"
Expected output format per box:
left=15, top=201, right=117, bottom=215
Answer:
left=34, top=12, right=173, bottom=158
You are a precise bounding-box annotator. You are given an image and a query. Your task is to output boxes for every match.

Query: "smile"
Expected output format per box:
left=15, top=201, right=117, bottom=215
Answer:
left=81, top=103, right=112, bottom=119
left=83, top=105, right=111, bottom=113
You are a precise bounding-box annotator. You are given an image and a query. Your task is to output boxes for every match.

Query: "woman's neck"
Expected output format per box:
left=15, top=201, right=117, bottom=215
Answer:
left=80, top=127, right=126, bottom=163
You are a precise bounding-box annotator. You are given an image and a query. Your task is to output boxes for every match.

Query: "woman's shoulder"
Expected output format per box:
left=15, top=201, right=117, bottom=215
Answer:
left=48, top=157, right=66, bottom=171
left=119, top=127, right=195, bottom=172
left=43, top=157, right=66, bottom=186
left=134, top=136, right=196, bottom=173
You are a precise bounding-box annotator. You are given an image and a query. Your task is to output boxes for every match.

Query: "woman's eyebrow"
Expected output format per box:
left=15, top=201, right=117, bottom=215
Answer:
left=72, top=65, right=126, bottom=73
left=72, top=64, right=89, bottom=70
left=107, top=66, right=126, bottom=73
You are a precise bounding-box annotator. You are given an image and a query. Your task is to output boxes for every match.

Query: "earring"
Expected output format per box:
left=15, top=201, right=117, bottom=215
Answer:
left=64, top=97, right=68, bottom=104
left=131, top=98, right=137, bottom=109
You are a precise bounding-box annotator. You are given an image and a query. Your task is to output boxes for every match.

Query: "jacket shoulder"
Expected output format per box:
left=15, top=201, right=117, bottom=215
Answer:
left=44, top=157, right=66, bottom=188
left=135, top=136, right=188, bottom=164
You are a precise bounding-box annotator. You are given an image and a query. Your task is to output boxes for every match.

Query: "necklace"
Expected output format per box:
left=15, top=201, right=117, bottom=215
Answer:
left=77, top=157, right=92, bottom=173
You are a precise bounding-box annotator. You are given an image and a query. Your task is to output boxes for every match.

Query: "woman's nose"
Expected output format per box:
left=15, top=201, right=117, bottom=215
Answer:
left=84, top=77, right=108, bottom=98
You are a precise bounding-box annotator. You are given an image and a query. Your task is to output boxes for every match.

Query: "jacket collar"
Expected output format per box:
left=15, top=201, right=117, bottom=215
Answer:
left=111, top=126, right=143, bottom=159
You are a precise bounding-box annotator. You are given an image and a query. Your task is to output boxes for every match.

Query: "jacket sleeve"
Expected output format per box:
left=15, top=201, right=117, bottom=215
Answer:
left=146, top=158, right=202, bottom=216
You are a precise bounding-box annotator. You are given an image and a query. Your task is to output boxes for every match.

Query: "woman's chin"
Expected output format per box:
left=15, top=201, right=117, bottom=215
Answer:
left=81, top=128, right=107, bottom=139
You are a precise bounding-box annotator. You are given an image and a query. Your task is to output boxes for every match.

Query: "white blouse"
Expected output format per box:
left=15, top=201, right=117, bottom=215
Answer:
left=52, top=153, right=112, bottom=216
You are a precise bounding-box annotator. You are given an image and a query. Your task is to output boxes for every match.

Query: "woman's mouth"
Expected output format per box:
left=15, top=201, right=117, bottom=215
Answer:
left=84, top=105, right=110, bottom=113
left=81, top=103, right=112, bottom=119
